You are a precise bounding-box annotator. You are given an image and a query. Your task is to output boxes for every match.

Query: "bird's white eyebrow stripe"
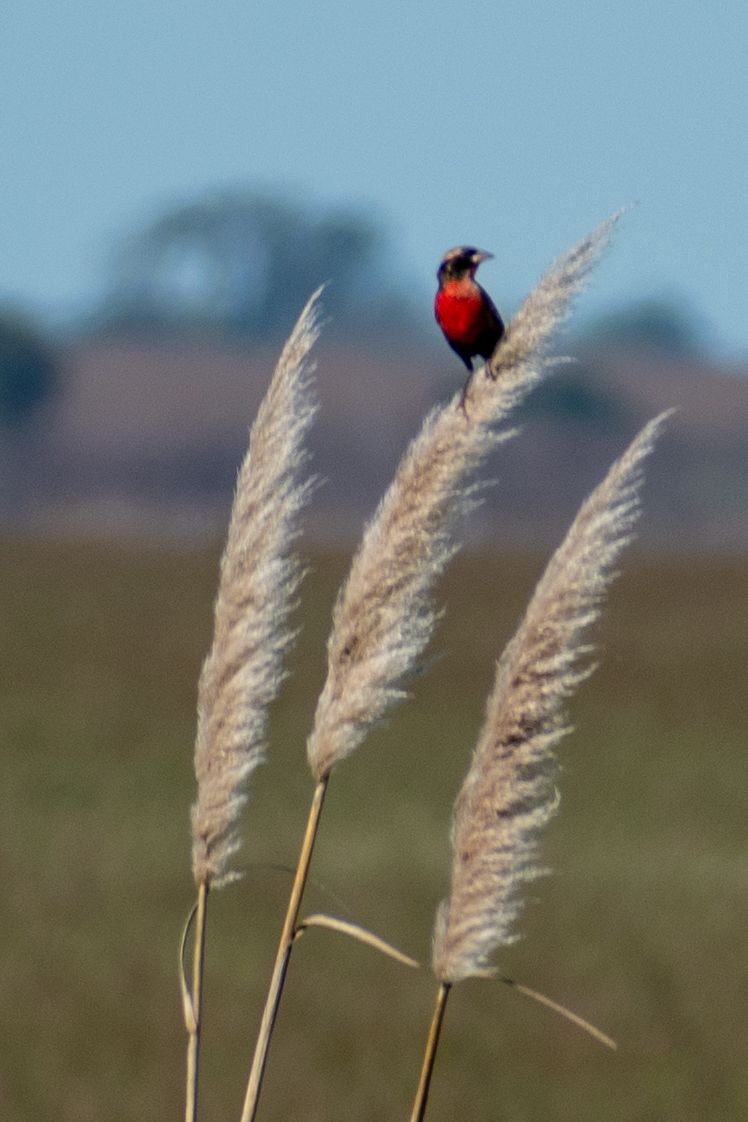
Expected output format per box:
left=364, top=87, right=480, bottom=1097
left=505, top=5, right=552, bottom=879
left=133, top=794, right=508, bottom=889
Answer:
left=443, top=246, right=472, bottom=261
left=440, top=246, right=486, bottom=266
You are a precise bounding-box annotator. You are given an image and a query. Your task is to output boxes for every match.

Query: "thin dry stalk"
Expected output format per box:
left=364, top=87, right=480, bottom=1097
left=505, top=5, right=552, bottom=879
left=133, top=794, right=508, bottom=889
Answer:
left=307, top=213, right=621, bottom=782
left=410, top=983, right=451, bottom=1122
left=294, top=914, right=420, bottom=968
left=183, top=881, right=208, bottom=1122
left=239, top=777, right=328, bottom=1122
left=432, top=411, right=671, bottom=984
left=184, top=291, right=321, bottom=1122
left=498, top=976, right=617, bottom=1050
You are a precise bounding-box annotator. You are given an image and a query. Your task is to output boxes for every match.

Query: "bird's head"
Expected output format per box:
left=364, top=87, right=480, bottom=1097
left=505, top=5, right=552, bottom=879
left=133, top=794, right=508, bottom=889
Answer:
left=437, top=246, right=494, bottom=283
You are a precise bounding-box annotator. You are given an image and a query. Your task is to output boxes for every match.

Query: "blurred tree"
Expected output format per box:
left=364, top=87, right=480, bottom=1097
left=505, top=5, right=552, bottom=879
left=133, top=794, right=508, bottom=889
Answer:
left=0, top=310, right=58, bottom=426
left=95, top=190, right=415, bottom=339
left=520, top=368, right=628, bottom=429
left=583, top=297, right=701, bottom=355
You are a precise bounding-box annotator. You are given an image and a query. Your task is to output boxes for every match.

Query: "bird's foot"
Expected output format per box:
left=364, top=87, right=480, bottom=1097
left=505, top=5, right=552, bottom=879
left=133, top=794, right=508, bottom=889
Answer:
left=458, top=374, right=473, bottom=418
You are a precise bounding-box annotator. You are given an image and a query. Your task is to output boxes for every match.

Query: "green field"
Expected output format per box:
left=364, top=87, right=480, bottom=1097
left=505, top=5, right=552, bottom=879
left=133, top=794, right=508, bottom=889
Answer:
left=1, top=535, right=745, bottom=1121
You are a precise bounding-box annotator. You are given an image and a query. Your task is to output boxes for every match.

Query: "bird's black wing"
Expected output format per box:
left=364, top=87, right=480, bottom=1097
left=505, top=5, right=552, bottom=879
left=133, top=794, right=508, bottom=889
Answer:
left=474, top=283, right=505, bottom=361
left=477, top=283, right=505, bottom=335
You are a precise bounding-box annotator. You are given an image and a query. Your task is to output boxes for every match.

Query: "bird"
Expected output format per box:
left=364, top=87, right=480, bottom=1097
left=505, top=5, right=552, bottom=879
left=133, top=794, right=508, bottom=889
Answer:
left=434, top=245, right=505, bottom=412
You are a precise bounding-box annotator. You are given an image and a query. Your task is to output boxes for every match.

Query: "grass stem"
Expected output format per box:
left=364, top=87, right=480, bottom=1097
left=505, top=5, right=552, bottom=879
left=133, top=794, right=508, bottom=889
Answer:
left=410, top=982, right=451, bottom=1122
left=239, top=776, right=329, bottom=1122
left=184, top=880, right=209, bottom=1122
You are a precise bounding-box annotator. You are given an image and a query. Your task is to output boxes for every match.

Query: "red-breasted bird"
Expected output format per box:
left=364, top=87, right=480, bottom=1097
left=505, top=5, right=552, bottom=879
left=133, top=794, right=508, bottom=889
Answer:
left=434, top=246, right=505, bottom=410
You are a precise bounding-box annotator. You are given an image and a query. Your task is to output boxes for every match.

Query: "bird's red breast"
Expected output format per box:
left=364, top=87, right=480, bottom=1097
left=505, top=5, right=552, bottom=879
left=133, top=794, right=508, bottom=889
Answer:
left=434, top=280, right=488, bottom=346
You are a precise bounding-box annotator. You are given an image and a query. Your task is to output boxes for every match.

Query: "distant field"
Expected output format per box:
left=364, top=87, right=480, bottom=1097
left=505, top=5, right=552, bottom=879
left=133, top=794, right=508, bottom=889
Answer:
left=0, top=536, right=745, bottom=1122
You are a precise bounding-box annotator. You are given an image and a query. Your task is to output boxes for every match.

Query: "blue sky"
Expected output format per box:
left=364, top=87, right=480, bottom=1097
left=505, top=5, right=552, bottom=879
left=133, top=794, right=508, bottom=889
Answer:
left=2, top=0, right=746, bottom=354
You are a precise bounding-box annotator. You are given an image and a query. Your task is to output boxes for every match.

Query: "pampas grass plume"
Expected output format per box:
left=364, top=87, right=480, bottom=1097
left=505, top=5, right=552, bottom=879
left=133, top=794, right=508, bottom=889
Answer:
left=191, top=290, right=322, bottom=889
left=432, top=410, right=671, bottom=983
left=306, top=213, right=621, bottom=781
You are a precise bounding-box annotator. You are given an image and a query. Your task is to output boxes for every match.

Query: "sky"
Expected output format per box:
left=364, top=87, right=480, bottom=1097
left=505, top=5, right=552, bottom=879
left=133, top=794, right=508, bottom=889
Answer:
left=1, top=0, right=746, bottom=355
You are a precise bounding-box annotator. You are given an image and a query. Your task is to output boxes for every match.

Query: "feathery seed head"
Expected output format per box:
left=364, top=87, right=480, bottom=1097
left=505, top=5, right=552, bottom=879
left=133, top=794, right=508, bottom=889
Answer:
left=432, top=411, right=671, bottom=983
left=191, top=290, right=322, bottom=888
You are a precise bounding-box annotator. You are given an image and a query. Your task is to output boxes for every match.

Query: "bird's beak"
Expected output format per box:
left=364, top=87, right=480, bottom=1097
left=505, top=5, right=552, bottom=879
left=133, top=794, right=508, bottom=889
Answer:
left=472, top=250, right=494, bottom=265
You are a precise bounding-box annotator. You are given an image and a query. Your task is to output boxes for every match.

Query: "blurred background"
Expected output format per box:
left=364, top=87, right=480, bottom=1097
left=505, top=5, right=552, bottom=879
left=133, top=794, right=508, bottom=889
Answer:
left=0, top=2, right=745, bottom=1120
